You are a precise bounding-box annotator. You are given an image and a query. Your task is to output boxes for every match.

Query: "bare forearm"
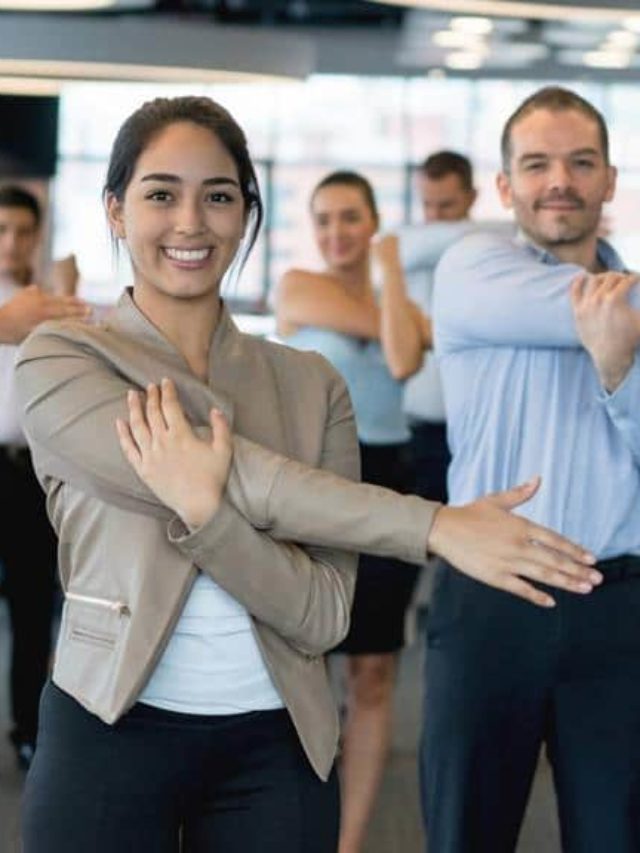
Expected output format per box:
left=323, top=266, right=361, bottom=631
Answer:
left=379, top=261, right=424, bottom=379
left=276, top=270, right=380, bottom=340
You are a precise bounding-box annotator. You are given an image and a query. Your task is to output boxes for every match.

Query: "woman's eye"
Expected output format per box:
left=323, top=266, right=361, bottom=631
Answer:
left=207, top=191, right=234, bottom=204
left=146, top=190, right=172, bottom=202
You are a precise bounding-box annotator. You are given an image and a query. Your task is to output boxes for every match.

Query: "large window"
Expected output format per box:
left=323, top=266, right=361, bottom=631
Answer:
left=52, top=75, right=640, bottom=312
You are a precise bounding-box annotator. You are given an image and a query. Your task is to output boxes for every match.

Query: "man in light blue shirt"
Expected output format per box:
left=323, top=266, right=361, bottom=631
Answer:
left=425, top=87, right=640, bottom=852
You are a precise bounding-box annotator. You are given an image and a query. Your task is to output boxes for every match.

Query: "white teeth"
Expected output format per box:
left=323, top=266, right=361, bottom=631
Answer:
left=164, top=247, right=211, bottom=262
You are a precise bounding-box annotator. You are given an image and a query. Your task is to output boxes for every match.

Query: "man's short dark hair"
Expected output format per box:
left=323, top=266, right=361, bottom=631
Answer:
left=0, top=184, right=42, bottom=227
left=419, top=150, right=474, bottom=193
left=501, top=86, right=609, bottom=173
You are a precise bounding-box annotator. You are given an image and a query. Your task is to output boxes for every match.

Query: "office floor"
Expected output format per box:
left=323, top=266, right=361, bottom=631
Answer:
left=0, top=594, right=561, bottom=853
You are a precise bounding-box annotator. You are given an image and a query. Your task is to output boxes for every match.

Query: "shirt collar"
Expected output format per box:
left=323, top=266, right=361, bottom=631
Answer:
left=515, top=229, right=627, bottom=273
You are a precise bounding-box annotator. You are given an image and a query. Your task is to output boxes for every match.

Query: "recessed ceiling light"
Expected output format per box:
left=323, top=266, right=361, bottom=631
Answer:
left=605, top=30, right=639, bottom=48
left=450, top=16, right=493, bottom=35
left=432, top=29, right=486, bottom=48
left=366, top=0, right=640, bottom=24
left=583, top=50, right=632, bottom=68
left=445, top=50, right=486, bottom=69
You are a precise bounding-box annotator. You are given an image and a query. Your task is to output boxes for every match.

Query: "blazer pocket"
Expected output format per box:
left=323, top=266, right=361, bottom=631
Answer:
left=53, top=594, right=130, bottom=706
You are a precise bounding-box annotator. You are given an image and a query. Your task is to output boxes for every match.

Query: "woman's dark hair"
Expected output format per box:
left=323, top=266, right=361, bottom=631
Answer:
left=103, top=95, right=263, bottom=272
left=311, top=170, right=379, bottom=227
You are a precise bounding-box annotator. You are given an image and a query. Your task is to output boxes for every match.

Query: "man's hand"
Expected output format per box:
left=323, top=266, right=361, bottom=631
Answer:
left=50, top=254, right=80, bottom=297
left=427, top=477, right=601, bottom=608
left=570, top=272, right=640, bottom=392
left=0, top=284, right=90, bottom=344
left=116, top=378, right=233, bottom=530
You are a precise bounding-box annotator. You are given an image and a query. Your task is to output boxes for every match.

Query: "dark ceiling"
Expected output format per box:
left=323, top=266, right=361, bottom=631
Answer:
left=151, top=0, right=405, bottom=25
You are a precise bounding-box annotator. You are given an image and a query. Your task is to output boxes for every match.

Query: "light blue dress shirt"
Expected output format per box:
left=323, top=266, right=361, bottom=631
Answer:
left=284, top=327, right=410, bottom=445
left=395, top=219, right=514, bottom=422
left=433, top=230, right=640, bottom=560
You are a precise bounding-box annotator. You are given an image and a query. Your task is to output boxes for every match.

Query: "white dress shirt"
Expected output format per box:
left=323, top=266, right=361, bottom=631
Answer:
left=0, top=278, right=26, bottom=446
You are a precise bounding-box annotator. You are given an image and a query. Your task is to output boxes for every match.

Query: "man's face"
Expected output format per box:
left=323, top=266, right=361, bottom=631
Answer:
left=418, top=171, right=476, bottom=222
left=0, top=205, right=40, bottom=282
left=496, top=108, right=616, bottom=252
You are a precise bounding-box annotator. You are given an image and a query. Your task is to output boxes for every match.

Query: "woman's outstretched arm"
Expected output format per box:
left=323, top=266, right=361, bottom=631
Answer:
left=17, top=323, right=601, bottom=611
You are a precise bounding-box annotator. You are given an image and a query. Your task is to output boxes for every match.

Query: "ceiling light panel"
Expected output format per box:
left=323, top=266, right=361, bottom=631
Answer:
left=367, top=0, right=640, bottom=25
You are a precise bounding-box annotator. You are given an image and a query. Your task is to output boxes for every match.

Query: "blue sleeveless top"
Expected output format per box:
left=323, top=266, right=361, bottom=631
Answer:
left=285, top=327, right=409, bottom=445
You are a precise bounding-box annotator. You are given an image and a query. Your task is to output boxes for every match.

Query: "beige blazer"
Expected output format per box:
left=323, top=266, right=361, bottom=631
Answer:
left=15, top=292, right=438, bottom=780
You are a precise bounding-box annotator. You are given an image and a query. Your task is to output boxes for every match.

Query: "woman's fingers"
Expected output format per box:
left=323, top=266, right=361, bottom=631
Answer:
left=126, top=389, right=151, bottom=452
left=485, top=476, right=540, bottom=510
left=126, top=379, right=189, bottom=447
left=514, top=541, right=601, bottom=591
left=484, top=479, right=597, bottom=569
left=115, top=418, right=142, bottom=472
left=427, top=496, right=602, bottom=609
left=524, top=520, right=598, bottom=570
left=145, top=383, right=167, bottom=436
left=210, top=408, right=232, bottom=452
left=158, top=377, right=189, bottom=432
left=500, top=575, right=556, bottom=609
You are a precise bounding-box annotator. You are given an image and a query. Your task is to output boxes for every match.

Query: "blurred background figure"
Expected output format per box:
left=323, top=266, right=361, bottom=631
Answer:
left=0, top=185, right=68, bottom=771
left=403, top=150, right=478, bottom=506
left=417, top=150, right=477, bottom=225
left=275, top=171, right=428, bottom=853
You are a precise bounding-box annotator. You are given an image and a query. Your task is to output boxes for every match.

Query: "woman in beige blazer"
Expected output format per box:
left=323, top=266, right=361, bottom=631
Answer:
left=15, top=96, right=600, bottom=853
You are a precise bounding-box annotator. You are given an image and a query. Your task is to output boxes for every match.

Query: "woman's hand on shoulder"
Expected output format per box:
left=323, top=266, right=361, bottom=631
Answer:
left=426, top=477, right=602, bottom=608
left=116, top=378, right=233, bottom=530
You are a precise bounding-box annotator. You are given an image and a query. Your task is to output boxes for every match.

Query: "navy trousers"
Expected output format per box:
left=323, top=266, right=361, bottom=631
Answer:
left=421, top=556, right=640, bottom=853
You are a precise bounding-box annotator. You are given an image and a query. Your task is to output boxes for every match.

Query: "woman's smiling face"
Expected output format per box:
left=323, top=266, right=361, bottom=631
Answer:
left=311, top=183, right=377, bottom=273
left=107, top=120, right=246, bottom=305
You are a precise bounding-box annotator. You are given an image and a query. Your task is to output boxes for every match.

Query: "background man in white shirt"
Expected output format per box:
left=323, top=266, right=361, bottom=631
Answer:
left=0, top=184, right=86, bottom=770
left=404, top=151, right=477, bottom=504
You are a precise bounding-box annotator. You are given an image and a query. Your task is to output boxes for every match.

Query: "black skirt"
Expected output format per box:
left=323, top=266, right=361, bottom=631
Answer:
left=331, top=441, right=421, bottom=655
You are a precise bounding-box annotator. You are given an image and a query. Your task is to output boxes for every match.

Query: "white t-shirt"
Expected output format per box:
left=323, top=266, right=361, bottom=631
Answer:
left=139, top=572, right=284, bottom=715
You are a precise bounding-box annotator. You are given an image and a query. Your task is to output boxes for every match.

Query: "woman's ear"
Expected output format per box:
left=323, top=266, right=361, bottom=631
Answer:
left=105, top=192, right=126, bottom=240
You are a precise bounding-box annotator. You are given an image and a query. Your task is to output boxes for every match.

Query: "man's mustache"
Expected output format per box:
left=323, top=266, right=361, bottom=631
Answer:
left=534, top=191, right=585, bottom=210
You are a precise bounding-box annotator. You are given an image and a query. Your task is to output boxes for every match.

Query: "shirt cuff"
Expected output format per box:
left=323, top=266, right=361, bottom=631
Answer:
left=601, top=352, right=640, bottom=423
